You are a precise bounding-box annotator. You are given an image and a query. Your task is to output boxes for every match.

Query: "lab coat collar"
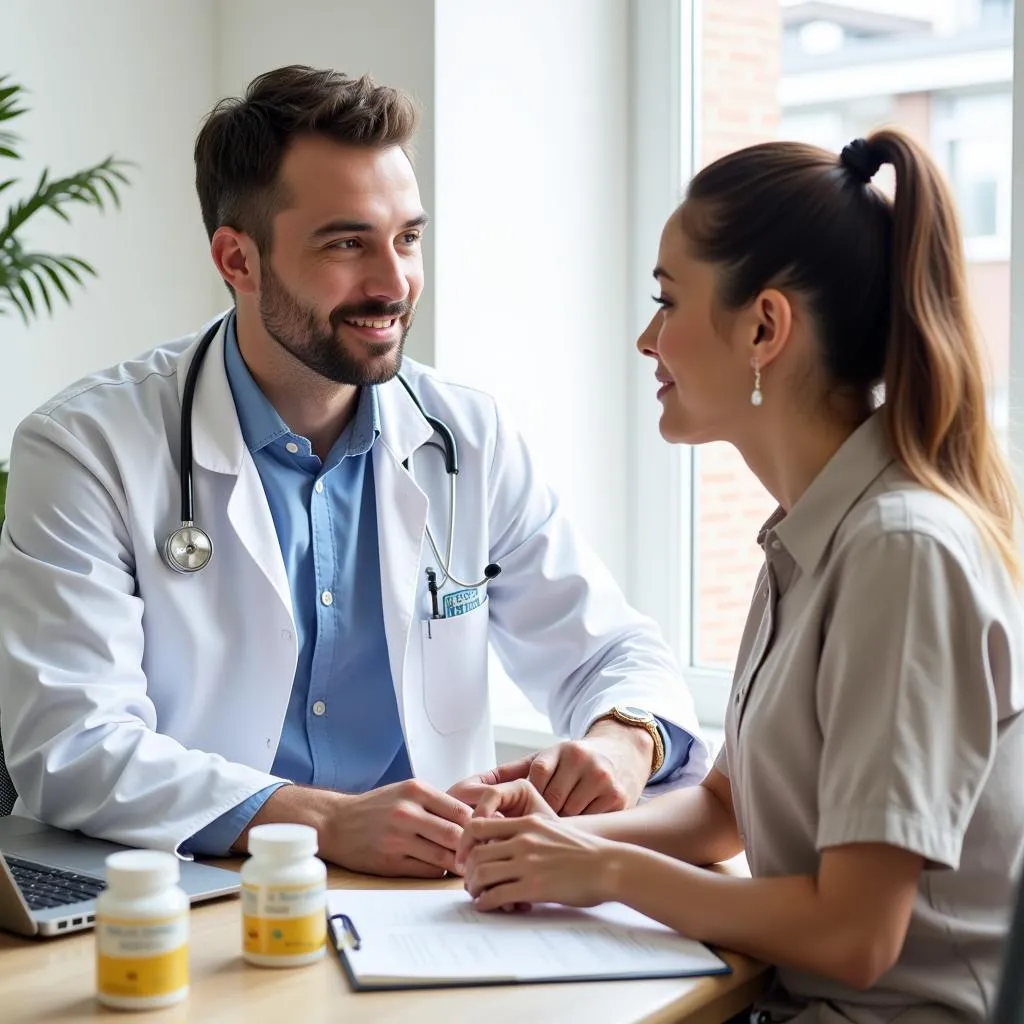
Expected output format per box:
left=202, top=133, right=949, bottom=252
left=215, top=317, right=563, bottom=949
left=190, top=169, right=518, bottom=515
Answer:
left=374, top=363, right=435, bottom=466
left=762, top=411, right=895, bottom=576
left=178, top=314, right=433, bottom=476
left=177, top=314, right=246, bottom=476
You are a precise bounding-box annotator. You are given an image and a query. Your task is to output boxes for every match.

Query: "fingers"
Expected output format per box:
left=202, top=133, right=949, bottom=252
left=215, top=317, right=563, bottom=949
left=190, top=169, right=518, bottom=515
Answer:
left=532, top=754, right=583, bottom=815
left=472, top=779, right=538, bottom=820
left=560, top=779, right=605, bottom=818
left=473, top=880, right=532, bottom=913
left=579, top=790, right=625, bottom=816
left=561, top=769, right=625, bottom=817
left=407, top=804, right=464, bottom=852
left=396, top=855, right=449, bottom=879
left=464, top=835, right=520, bottom=870
left=397, top=834, right=459, bottom=874
left=464, top=813, right=540, bottom=844
left=526, top=749, right=559, bottom=797
left=464, top=856, right=521, bottom=899
left=447, top=753, right=533, bottom=798
left=446, top=778, right=489, bottom=807
left=417, top=784, right=473, bottom=829
left=489, top=753, right=537, bottom=784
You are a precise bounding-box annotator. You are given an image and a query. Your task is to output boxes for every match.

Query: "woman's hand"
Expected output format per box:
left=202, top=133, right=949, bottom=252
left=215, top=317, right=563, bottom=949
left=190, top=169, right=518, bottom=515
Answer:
left=461, top=812, right=626, bottom=912
left=454, top=779, right=556, bottom=875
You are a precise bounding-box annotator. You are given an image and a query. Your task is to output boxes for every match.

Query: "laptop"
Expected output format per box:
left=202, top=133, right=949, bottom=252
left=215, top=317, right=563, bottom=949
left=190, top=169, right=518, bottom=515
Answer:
left=0, top=814, right=240, bottom=937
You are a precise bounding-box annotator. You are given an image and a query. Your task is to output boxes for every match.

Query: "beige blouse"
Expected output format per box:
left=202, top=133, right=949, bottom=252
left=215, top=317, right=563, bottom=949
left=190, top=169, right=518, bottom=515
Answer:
left=715, top=413, right=1024, bottom=1023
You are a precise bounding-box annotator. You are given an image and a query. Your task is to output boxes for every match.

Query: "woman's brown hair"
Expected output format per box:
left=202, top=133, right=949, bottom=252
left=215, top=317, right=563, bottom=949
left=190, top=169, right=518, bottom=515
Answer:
left=678, top=128, right=1021, bottom=582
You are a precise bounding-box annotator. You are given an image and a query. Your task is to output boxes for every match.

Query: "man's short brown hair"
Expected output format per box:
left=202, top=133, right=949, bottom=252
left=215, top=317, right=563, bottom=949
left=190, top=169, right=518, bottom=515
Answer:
left=194, top=65, right=418, bottom=253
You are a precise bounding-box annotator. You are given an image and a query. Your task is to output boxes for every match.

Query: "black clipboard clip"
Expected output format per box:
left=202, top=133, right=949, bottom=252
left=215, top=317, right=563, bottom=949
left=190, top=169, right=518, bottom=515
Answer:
left=329, top=912, right=361, bottom=951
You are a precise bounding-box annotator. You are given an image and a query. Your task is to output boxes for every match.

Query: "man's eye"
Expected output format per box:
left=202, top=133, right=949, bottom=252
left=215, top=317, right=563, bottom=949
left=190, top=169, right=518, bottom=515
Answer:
left=401, top=232, right=421, bottom=245
left=328, top=238, right=361, bottom=250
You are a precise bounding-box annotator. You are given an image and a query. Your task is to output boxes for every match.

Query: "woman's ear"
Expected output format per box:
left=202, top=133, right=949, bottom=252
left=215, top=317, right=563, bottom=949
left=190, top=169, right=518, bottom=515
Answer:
left=745, top=288, right=793, bottom=369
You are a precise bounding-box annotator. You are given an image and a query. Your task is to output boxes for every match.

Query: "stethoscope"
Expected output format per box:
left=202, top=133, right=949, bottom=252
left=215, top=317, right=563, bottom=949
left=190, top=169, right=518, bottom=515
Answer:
left=163, top=317, right=502, bottom=600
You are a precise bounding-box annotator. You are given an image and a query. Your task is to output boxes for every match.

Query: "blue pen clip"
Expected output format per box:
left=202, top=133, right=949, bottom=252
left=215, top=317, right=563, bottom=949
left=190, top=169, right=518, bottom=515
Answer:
left=329, top=912, right=361, bottom=950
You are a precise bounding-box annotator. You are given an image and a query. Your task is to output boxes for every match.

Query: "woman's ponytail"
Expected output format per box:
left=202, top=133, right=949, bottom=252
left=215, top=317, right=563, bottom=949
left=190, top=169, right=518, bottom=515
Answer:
left=869, top=128, right=1021, bottom=582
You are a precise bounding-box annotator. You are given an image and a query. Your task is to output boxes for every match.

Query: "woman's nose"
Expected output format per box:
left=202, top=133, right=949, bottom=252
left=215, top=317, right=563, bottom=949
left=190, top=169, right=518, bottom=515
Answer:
left=636, top=311, right=661, bottom=355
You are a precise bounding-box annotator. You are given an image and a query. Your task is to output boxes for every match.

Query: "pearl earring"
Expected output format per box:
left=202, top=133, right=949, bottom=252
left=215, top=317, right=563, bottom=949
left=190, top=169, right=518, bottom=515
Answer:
left=751, top=364, right=763, bottom=407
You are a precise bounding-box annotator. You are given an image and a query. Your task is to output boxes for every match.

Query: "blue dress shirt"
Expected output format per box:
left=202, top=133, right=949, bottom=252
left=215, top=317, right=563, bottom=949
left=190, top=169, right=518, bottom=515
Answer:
left=184, top=319, right=690, bottom=854
left=185, top=320, right=410, bottom=855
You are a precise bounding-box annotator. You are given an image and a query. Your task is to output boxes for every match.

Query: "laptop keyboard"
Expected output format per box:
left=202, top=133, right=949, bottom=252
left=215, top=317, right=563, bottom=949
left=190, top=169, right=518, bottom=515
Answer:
left=4, top=855, right=106, bottom=911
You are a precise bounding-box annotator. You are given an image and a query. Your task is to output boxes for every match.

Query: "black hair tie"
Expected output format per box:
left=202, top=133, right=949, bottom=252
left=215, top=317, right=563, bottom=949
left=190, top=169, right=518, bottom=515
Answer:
left=840, top=138, right=883, bottom=184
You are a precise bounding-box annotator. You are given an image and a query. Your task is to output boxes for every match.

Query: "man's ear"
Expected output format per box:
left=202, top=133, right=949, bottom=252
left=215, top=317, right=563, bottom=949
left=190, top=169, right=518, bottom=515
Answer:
left=210, top=227, right=260, bottom=296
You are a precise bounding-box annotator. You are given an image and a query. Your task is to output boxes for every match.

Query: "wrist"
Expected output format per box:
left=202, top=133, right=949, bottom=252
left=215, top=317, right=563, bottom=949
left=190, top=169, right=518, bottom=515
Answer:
left=587, top=716, right=657, bottom=767
left=232, top=784, right=344, bottom=853
left=600, top=841, right=645, bottom=904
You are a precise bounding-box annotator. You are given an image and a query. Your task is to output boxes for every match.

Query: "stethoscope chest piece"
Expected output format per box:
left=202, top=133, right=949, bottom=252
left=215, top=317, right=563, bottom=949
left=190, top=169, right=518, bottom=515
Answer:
left=164, top=523, right=214, bottom=574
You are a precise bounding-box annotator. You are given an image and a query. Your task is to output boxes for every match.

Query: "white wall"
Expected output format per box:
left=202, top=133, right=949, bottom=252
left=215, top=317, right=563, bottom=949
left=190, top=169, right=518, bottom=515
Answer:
left=434, top=0, right=631, bottom=576
left=434, top=0, right=632, bottom=733
left=0, top=0, right=218, bottom=455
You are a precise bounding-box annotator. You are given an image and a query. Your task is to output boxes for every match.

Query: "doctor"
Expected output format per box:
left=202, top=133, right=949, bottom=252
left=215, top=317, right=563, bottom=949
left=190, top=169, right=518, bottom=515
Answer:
left=0, top=65, right=705, bottom=877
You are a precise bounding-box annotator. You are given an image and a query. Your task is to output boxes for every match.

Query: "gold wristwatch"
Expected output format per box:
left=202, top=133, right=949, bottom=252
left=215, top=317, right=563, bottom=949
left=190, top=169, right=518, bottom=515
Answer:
left=596, top=706, right=665, bottom=779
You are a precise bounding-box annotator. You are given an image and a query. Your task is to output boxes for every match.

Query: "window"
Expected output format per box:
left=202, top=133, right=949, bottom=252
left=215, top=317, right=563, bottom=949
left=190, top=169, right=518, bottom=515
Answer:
left=683, top=0, right=1014, bottom=717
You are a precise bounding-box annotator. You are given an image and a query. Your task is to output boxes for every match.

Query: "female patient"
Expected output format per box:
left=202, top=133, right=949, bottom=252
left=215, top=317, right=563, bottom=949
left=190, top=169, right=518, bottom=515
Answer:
left=457, top=129, right=1024, bottom=1023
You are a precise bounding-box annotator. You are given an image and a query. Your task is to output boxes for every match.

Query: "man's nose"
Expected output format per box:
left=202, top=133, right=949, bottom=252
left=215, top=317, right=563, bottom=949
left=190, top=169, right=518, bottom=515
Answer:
left=364, top=249, right=410, bottom=303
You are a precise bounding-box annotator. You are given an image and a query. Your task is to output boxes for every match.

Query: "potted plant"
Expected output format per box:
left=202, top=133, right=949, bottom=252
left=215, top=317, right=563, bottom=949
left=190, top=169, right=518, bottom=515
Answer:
left=0, top=74, right=131, bottom=528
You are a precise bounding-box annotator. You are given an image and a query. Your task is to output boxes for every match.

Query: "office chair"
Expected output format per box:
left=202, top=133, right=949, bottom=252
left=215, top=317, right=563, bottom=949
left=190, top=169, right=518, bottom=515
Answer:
left=0, top=729, right=17, bottom=817
left=992, top=863, right=1024, bottom=1023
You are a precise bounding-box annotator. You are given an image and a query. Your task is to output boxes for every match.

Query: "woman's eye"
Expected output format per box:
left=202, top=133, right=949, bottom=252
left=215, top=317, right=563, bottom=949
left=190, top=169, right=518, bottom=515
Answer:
left=651, top=294, right=672, bottom=309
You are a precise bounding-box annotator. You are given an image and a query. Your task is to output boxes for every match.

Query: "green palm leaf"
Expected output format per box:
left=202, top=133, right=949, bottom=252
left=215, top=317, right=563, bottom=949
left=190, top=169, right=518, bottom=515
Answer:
left=0, top=76, right=27, bottom=160
left=0, top=74, right=132, bottom=324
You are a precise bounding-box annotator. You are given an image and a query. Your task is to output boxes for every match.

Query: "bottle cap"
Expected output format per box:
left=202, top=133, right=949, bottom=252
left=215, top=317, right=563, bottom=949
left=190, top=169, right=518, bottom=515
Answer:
left=104, top=850, right=180, bottom=897
left=248, top=823, right=319, bottom=861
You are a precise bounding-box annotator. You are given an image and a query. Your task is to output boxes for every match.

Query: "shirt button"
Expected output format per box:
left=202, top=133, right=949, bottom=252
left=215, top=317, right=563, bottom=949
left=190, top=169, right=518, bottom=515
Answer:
left=280, top=629, right=293, bottom=642
left=285, top=441, right=299, bottom=454
left=320, top=590, right=334, bottom=606
left=771, top=538, right=781, bottom=551
left=314, top=479, right=325, bottom=494
left=312, top=700, right=327, bottom=717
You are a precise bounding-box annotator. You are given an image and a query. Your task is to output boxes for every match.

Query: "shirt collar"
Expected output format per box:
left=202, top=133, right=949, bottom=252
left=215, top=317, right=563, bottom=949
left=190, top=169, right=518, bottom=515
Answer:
left=759, top=411, right=895, bottom=575
left=223, top=313, right=380, bottom=458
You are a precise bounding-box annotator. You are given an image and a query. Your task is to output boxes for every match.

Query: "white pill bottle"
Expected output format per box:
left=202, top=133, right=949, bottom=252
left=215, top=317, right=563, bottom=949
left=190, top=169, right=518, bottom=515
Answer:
left=95, top=850, right=190, bottom=1010
left=241, top=823, right=327, bottom=967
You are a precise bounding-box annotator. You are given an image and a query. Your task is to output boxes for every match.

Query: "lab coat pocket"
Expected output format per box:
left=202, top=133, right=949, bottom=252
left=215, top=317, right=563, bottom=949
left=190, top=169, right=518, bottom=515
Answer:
left=419, top=600, right=490, bottom=735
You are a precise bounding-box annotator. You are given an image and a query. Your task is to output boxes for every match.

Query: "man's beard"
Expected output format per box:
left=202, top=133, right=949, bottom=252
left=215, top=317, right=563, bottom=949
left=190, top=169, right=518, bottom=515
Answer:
left=258, top=259, right=413, bottom=386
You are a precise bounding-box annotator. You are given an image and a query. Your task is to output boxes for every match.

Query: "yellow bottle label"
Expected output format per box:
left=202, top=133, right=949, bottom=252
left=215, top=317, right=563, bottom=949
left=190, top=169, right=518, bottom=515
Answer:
left=242, top=881, right=326, bottom=958
left=96, top=913, right=189, bottom=999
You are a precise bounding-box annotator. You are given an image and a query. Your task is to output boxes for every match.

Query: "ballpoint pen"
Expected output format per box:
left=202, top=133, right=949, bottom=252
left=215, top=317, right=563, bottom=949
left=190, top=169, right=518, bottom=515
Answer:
left=425, top=567, right=441, bottom=619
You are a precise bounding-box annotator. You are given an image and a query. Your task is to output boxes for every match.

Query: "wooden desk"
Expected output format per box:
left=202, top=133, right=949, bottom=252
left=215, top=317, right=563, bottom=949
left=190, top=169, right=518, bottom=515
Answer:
left=0, top=865, right=769, bottom=1024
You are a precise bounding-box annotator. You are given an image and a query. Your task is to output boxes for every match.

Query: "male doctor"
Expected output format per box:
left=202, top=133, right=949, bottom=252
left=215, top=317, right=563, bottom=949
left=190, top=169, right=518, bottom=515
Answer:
left=0, top=66, right=705, bottom=877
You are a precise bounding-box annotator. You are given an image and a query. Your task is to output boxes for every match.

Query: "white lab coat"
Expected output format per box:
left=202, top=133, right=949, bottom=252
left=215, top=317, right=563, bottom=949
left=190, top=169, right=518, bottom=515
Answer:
left=0, top=318, right=706, bottom=853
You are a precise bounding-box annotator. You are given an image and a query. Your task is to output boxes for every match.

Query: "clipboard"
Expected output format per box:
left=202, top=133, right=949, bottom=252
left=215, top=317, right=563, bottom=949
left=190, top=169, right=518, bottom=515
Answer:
left=327, top=889, right=731, bottom=992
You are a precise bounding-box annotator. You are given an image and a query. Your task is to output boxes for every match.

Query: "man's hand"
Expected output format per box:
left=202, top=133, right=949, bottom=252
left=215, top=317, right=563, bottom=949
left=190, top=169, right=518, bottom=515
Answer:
left=236, top=780, right=472, bottom=878
left=448, top=718, right=654, bottom=817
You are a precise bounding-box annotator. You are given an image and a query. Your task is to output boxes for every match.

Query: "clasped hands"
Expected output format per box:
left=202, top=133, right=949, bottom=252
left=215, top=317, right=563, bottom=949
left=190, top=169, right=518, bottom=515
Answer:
left=324, top=725, right=650, bottom=880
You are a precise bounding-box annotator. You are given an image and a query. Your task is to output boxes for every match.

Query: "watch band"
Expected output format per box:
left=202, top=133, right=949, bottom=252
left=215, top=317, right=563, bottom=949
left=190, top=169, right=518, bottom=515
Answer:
left=597, top=707, right=666, bottom=779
